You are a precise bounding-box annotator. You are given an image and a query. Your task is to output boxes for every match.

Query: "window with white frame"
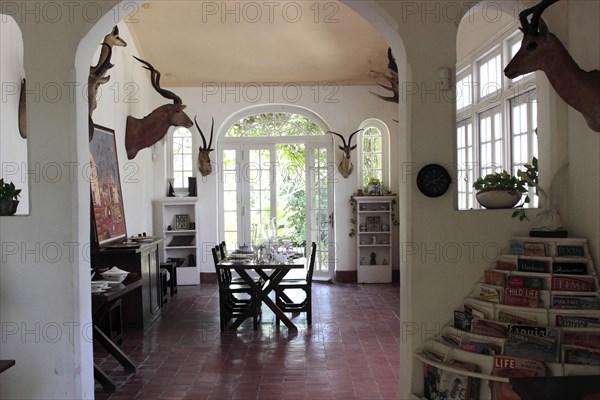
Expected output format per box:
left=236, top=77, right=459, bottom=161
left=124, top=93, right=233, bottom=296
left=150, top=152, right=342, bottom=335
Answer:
left=358, top=119, right=389, bottom=189
left=456, top=28, right=538, bottom=210
left=169, top=127, right=194, bottom=190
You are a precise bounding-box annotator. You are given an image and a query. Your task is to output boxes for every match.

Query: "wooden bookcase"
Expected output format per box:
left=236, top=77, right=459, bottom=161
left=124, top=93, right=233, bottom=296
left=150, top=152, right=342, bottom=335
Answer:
left=413, top=236, right=600, bottom=400
left=354, top=195, right=395, bottom=283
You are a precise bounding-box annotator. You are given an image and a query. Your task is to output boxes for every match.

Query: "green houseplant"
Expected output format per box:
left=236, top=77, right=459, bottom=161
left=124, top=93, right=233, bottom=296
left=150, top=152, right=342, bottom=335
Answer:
left=473, top=158, right=538, bottom=216
left=0, top=179, right=21, bottom=215
left=473, top=170, right=527, bottom=210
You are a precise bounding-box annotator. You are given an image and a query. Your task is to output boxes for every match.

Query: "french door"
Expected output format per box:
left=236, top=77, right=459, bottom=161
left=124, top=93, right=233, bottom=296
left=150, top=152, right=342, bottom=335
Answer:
left=219, top=140, right=334, bottom=280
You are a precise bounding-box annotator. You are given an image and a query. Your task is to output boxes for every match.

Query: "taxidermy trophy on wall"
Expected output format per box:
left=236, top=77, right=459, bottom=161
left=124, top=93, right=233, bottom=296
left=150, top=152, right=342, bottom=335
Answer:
left=194, top=116, right=214, bottom=177
left=125, top=57, right=193, bottom=159
left=328, top=129, right=362, bottom=178
left=88, top=26, right=127, bottom=141
left=504, top=0, right=600, bottom=132
left=369, top=47, right=399, bottom=104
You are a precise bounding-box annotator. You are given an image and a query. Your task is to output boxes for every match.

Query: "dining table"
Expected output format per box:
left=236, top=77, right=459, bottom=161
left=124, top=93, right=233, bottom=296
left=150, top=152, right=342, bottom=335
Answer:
left=217, top=254, right=305, bottom=332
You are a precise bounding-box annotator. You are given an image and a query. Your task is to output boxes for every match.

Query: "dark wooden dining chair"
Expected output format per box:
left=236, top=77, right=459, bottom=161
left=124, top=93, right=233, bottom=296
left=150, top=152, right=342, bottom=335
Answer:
left=275, top=242, right=317, bottom=326
left=211, top=246, right=260, bottom=331
left=220, top=241, right=263, bottom=285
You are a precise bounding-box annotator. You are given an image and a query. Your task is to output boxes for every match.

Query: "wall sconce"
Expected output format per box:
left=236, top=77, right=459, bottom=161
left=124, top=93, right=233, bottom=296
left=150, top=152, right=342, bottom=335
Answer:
left=439, top=67, right=451, bottom=90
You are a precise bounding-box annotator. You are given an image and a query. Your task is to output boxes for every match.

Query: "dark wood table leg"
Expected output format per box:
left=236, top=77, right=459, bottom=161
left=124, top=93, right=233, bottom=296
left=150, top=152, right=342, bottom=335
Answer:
left=227, top=269, right=297, bottom=332
left=94, top=363, right=117, bottom=392
left=254, top=269, right=293, bottom=304
left=93, top=325, right=136, bottom=373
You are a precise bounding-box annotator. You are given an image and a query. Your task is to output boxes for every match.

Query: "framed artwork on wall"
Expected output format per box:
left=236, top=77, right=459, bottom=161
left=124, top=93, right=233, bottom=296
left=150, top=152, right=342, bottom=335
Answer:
left=90, top=124, right=127, bottom=246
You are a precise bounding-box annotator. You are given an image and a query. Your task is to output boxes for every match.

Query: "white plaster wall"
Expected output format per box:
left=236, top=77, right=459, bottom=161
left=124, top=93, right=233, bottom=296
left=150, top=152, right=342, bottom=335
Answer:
left=156, top=85, right=398, bottom=276
left=0, top=15, right=28, bottom=214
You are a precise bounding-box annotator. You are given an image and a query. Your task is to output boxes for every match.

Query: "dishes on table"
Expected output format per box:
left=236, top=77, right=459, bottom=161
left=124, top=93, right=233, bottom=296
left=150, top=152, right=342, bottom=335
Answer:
left=100, top=266, right=129, bottom=283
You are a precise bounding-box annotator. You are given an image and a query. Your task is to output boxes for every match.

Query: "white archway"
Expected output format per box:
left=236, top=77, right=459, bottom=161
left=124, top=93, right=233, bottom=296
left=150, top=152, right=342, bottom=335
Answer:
left=75, top=1, right=410, bottom=395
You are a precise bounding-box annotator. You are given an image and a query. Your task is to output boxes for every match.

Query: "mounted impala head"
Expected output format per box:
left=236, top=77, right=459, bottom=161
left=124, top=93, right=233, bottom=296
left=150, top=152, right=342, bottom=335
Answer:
left=195, top=116, right=215, bottom=177
left=504, top=0, right=600, bottom=132
left=88, top=26, right=127, bottom=140
left=125, top=56, right=193, bottom=159
left=328, top=129, right=362, bottom=178
left=369, top=48, right=399, bottom=103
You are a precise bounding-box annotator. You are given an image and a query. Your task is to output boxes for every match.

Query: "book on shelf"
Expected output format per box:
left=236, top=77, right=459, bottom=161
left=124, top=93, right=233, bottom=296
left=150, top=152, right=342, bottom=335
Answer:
left=490, top=355, right=546, bottom=400
left=484, top=270, right=507, bottom=286
left=552, top=295, right=599, bottom=310
left=423, top=361, right=480, bottom=400
left=523, top=242, right=547, bottom=257
left=464, top=303, right=488, bottom=319
left=506, top=275, right=544, bottom=290
left=498, top=310, right=538, bottom=325
left=502, top=287, right=541, bottom=308
left=552, top=261, right=588, bottom=275
left=556, top=244, right=586, bottom=258
left=505, top=325, right=559, bottom=362
left=454, top=303, right=489, bottom=332
left=441, top=330, right=502, bottom=356
left=421, top=348, right=446, bottom=363
left=555, top=315, right=600, bottom=328
left=517, top=258, right=549, bottom=273
left=471, top=318, right=508, bottom=338
left=509, top=240, right=525, bottom=256
left=551, top=276, right=595, bottom=292
left=562, top=331, right=600, bottom=350
left=496, top=260, right=517, bottom=271
left=479, top=285, right=501, bottom=303
left=562, top=345, right=600, bottom=365
left=454, top=310, right=472, bottom=332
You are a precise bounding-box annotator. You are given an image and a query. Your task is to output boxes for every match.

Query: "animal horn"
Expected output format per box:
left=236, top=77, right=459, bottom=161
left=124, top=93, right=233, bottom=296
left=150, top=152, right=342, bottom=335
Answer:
left=347, top=129, right=363, bottom=147
left=520, top=0, right=560, bottom=34
left=194, top=116, right=207, bottom=149
left=207, top=117, right=214, bottom=150
left=133, top=56, right=182, bottom=104
left=327, top=131, right=348, bottom=147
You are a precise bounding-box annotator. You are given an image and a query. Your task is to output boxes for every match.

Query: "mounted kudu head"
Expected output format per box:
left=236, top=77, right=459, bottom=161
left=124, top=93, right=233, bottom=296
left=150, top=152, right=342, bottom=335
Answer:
left=369, top=48, right=399, bottom=103
left=504, top=0, right=600, bottom=132
left=328, top=129, right=362, bottom=178
left=125, top=56, right=193, bottom=160
left=88, top=26, right=127, bottom=141
left=194, top=116, right=215, bottom=177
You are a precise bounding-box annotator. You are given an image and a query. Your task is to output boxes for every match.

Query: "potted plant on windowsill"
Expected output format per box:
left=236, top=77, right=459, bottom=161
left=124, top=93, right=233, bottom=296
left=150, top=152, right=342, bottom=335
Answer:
left=0, top=178, right=21, bottom=216
left=473, top=170, right=527, bottom=210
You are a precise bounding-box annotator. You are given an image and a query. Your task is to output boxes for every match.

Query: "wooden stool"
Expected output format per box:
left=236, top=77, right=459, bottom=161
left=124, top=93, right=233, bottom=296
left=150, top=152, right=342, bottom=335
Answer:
left=160, top=262, right=178, bottom=296
left=159, top=269, right=168, bottom=305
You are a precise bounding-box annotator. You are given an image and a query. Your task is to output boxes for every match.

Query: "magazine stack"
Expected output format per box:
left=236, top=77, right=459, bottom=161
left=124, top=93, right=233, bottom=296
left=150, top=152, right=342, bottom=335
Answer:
left=416, top=237, right=600, bottom=400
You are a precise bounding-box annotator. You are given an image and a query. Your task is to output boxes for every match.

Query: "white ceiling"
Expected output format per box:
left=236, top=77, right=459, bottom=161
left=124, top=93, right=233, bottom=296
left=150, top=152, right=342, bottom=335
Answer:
left=125, top=0, right=390, bottom=87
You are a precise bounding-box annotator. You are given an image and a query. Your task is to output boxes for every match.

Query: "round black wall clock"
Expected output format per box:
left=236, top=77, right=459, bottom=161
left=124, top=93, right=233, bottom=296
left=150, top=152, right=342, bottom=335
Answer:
left=417, top=164, right=451, bottom=198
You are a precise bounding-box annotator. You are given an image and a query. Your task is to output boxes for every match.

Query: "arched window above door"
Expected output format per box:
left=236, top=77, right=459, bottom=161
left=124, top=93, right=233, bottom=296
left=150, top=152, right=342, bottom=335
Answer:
left=226, top=112, right=324, bottom=137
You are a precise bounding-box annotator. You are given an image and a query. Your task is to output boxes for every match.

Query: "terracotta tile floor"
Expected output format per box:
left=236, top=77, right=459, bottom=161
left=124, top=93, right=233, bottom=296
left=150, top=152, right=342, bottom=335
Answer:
left=94, top=282, right=400, bottom=400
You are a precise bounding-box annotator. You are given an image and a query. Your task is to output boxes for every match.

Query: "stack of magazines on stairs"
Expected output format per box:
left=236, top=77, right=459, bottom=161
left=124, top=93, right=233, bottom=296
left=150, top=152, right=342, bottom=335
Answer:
left=416, top=237, right=600, bottom=400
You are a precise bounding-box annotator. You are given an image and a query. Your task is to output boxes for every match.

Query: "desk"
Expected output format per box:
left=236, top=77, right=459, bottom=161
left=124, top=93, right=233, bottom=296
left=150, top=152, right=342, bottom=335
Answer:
left=92, top=278, right=142, bottom=392
left=217, top=259, right=304, bottom=332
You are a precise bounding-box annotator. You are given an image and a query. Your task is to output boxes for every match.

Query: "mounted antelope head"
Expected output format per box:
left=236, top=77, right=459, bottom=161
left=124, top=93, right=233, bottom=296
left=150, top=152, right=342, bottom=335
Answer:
left=125, top=56, right=193, bottom=160
left=504, top=0, right=600, bottom=132
left=195, top=116, right=215, bottom=177
left=88, top=26, right=127, bottom=141
left=369, top=48, right=399, bottom=103
left=328, top=129, right=362, bottom=178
